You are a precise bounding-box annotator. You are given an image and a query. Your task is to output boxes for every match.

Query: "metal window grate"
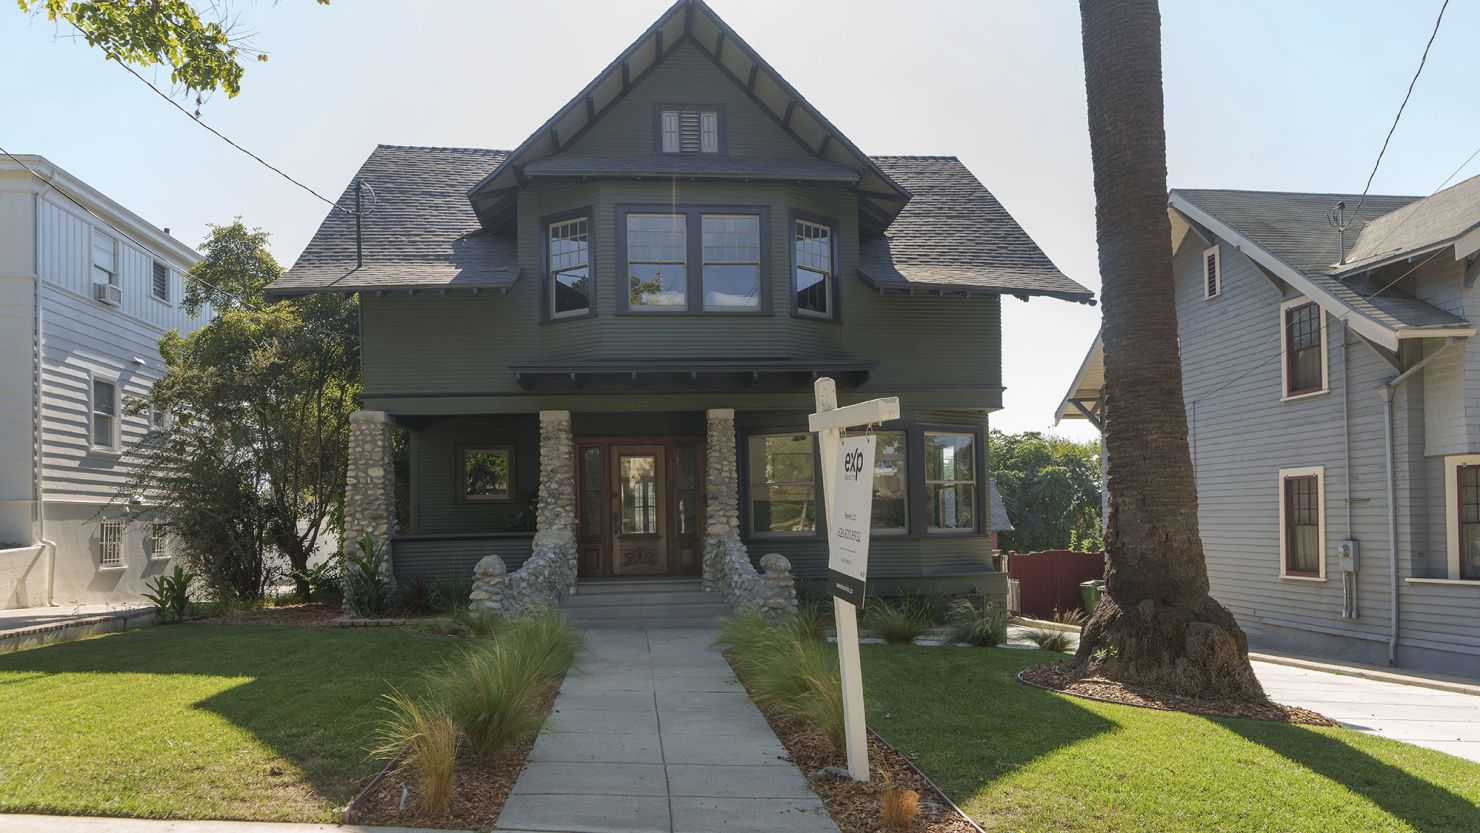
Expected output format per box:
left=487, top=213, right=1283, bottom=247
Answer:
left=149, top=523, right=171, bottom=560
left=99, top=521, right=124, bottom=568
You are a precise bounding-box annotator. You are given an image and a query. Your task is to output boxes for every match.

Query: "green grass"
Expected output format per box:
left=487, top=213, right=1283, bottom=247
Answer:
left=862, top=645, right=1480, bottom=833
left=0, top=624, right=462, bottom=821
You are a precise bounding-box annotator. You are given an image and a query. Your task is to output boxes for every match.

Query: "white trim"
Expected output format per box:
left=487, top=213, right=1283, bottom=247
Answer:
left=1054, top=331, right=1104, bottom=425
left=1442, top=454, right=1480, bottom=581
left=87, top=370, right=120, bottom=453
left=1279, top=297, right=1330, bottom=400
left=1202, top=244, right=1222, bottom=299
left=1278, top=465, right=1326, bottom=580
left=1406, top=577, right=1480, bottom=587
left=147, top=522, right=172, bottom=562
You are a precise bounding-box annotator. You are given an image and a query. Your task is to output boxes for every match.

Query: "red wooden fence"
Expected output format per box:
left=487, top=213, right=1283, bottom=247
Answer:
left=1007, top=550, right=1106, bottom=618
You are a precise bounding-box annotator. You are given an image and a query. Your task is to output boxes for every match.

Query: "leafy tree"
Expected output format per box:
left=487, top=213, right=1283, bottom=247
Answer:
left=17, top=0, right=330, bottom=99
left=125, top=220, right=359, bottom=600
left=989, top=431, right=1101, bottom=552
left=1073, top=0, right=1263, bottom=700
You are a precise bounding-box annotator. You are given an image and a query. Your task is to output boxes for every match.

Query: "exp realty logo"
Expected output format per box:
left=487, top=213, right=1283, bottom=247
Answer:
left=842, top=446, right=865, bottom=482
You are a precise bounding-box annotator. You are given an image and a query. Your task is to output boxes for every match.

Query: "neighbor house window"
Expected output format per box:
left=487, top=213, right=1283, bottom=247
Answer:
left=1283, top=300, right=1326, bottom=397
left=1203, top=245, right=1221, bottom=299
left=925, top=432, right=976, bottom=532
left=91, top=377, right=117, bottom=450
left=98, top=521, right=124, bottom=568
left=627, top=213, right=687, bottom=309
left=1279, top=467, right=1324, bottom=578
left=92, top=230, right=117, bottom=287
left=702, top=214, right=761, bottom=310
left=748, top=434, right=816, bottom=535
left=1459, top=465, right=1480, bottom=580
left=794, top=219, right=834, bottom=318
left=845, top=430, right=908, bottom=533
left=659, top=107, right=721, bottom=153
left=548, top=216, right=590, bottom=318
left=152, top=260, right=170, bottom=302
left=149, top=523, right=171, bottom=561
left=459, top=447, right=513, bottom=502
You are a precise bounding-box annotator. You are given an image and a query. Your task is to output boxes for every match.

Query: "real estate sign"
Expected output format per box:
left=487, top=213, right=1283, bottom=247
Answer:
left=827, top=434, right=875, bottom=607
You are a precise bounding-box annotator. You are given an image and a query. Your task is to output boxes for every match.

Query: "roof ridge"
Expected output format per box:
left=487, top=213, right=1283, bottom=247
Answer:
left=870, top=154, right=961, bottom=161
left=1173, top=186, right=1419, bottom=201
left=375, top=143, right=509, bottom=154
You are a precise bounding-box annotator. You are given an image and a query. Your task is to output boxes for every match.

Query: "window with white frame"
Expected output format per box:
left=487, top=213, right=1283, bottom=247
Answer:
left=548, top=216, right=590, bottom=318
left=91, top=377, right=118, bottom=450
left=1203, top=245, right=1221, bottom=299
left=1279, top=466, right=1325, bottom=578
left=1442, top=455, right=1480, bottom=581
left=925, top=432, right=977, bottom=532
left=1281, top=299, right=1328, bottom=398
left=149, top=523, right=172, bottom=561
left=152, top=260, right=170, bottom=302
left=794, top=219, right=834, bottom=318
left=658, top=107, right=720, bottom=154
left=92, top=230, right=118, bottom=287
left=748, top=434, right=817, bottom=535
left=626, top=213, right=688, bottom=309
left=99, top=520, right=124, bottom=568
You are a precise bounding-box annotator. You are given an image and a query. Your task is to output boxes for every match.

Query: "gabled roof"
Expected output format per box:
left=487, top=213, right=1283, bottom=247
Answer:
left=270, top=145, right=520, bottom=296
left=860, top=157, right=1093, bottom=303
left=1342, top=172, right=1480, bottom=273
left=1054, top=330, right=1103, bottom=427
left=465, top=0, right=911, bottom=236
left=1170, top=189, right=1472, bottom=350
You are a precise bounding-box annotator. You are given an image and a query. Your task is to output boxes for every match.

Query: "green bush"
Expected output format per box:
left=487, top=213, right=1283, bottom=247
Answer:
left=395, top=575, right=443, bottom=615
left=290, top=560, right=342, bottom=603
left=943, top=597, right=1008, bottom=647
left=864, top=594, right=935, bottom=644
left=341, top=534, right=391, bottom=618
left=143, top=565, right=195, bottom=624
left=1025, top=627, right=1074, bottom=653
left=717, top=612, right=846, bottom=755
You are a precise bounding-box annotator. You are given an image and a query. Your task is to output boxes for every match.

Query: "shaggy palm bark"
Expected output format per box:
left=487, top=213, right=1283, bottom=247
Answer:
left=1071, top=0, right=1264, bottom=700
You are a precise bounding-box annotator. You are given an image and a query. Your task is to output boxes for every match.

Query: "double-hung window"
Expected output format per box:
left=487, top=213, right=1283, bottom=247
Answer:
left=1459, top=465, right=1480, bottom=580
left=620, top=207, right=767, bottom=313
left=548, top=216, right=591, bottom=318
left=1279, top=467, right=1324, bottom=578
left=748, top=434, right=817, bottom=535
left=1283, top=300, right=1326, bottom=397
left=794, top=218, right=834, bottom=319
left=627, top=213, right=688, bottom=309
left=92, top=230, right=117, bottom=287
left=925, top=432, right=976, bottom=531
left=91, top=377, right=118, bottom=450
left=701, top=215, right=761, bottom=310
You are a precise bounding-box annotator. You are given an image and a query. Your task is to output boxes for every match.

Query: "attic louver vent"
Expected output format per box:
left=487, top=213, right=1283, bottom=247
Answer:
left=660, top=108, right=719, bottom=154
left=1203, top=245, right=1221, bottom=299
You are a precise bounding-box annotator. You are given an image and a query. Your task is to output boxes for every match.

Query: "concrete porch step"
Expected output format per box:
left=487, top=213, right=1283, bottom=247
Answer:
left=564, top=589, right=719, bottom=608
left=572, top=614, right=727, bottom=630
left=561, top=578, right=730, bottom=630
left=565, top=601, right=730, bottom=619
left=574, top=577, right=704, bottom=594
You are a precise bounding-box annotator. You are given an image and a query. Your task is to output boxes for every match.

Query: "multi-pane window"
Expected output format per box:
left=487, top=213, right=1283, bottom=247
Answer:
left=91, top=378, right=117, bottom=449
left=92, top=231, right=117, bottom=287
left=152, top=261, right=170, bottom=302
left=149, top=523, right=172, bottom=561
left=460, top=447, right=512, bottom=502
left=1285, top=301, right=1324, bottom=395
left=1283, top=474, right=1321, bottom=576
left=749, top=434, right=816, bottom=535
left=659, top=108, right=720, bottom=153
left=925, top=432, right=976, bottom=531
left=627, top=213, right=688, bottom=309
left=845, top=430, right=908, bottom=532
left=795, top=219, right=833, bottom=318
left=98, top=521, right=124, bottom=568
left=549, top=217, right=590, bottom=318
left=675, top=446, right=699, bottom=537
left=702, top=215, right=761, bottom=310
left=1459, top=465, right=1480, bottom=580
left=579, top=447, right=603, bottom=538
left=619, top=454, right=659, bottom=534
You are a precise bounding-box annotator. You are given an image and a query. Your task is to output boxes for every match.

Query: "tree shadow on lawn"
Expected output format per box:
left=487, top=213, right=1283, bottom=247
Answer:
left=1220, top=716, right=1480, bottom=833
left=0, top=623, right=458, bottom=808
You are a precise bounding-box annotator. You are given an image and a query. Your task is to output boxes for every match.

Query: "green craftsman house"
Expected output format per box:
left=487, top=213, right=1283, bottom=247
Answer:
left=269, top=0, right=1091, bottom=621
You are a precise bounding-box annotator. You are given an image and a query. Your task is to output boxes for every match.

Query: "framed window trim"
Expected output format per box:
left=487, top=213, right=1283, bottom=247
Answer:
left=456, top=445, right=516, bottom=503
left=1443, top=454, right=1480, bottom=581
left=88, top=370, right=121, bottom=453
left=923, top=429, right=981, bottom=534
left=91, top=227, right=118, bottom=288
left=1280, top=298, right=1330, bottom=400
left=1202, top=245, right=1222, bottom=300
left=1278, top=465, right=1326, bottom=580
left=789, top=209, right=842, bottom=323
left=616, top=204, right=771, bottom=316
left=745, top=431, right=820, bottom=538
left=652, top=103, right=727, bottom=155
left=540, top=207, right=596, bottom=322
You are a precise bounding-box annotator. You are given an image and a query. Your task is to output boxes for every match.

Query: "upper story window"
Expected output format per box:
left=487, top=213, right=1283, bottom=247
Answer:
left=548, top=216, right=591, bottom=319
left=794, top=218, right=835, bottom=319
left=627, top=213, right=688, bottom=309
left=1203, top=245, right=1221, bottom=299
left=1282, top=300, right=1327, bottom=398
left=659, top=107, right=721, bottom=153
left=618, top=206, right=768, bottom=314
left=90, top=376, right=118, bottom=451
left=152, top=260, right=170, bottom=302
left=701, top=215, right=761, bottom=311
left=92, top=229, right=117, bottom=287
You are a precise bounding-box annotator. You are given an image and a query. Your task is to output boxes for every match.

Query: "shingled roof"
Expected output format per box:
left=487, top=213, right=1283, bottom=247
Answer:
left=1343, top=172, right=1480, bottom=273
left=270, top=146, right=1093, bottom=303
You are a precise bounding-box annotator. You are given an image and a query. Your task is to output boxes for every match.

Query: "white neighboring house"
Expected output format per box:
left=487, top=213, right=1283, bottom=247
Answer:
left=0, top=155, right=210, bottom=610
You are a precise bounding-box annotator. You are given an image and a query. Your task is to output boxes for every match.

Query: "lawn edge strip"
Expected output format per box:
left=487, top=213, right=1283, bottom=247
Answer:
left=341, top=749, right=403, bottom=823
left=1016, top=665, right=1335, bottom=725
left=867, top=728, right=987, bottom=833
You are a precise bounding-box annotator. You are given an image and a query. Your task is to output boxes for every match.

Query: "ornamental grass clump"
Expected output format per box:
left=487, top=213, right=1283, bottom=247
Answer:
left=717, top=612, right=846, bottom=755
left=1026, top=627, right=1075, bottom=653
left=943, top=597, right=1008, bottom=647
left=373, top=690, right=459, bottom=814
left=880, top=771, right=920, bottom=831
left=864, top=593, right=936, bottom=644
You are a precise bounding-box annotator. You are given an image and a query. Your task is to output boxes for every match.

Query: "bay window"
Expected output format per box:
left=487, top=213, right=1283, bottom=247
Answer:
left=925, top=432, right=976, bottom=531
left=548, top=215, right=591, bottom=318
left=844, top=430, right=908, bottom=532
left=618, top=206, right=768, bottom=314
left=748, top=433, right=816, bottom=535
left=794, top=218, right=834, bottom=319
left=701, top=214, right=761, bottom=310
left=626, top=213, right=688, bottom=309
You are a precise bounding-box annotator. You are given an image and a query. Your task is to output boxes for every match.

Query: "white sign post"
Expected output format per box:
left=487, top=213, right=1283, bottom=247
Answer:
left=809, top=377, right=900, bottom=782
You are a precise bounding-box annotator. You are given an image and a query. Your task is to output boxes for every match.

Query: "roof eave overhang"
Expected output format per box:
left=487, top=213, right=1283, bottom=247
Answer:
left=1053, top=331, right=1104, bottom=426
left=264, top=275, right=520, bottom=299
left=857, top=270, right=1096, bottom=305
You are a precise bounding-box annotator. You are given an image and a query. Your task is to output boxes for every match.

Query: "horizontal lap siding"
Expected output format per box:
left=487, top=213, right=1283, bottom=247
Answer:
left=412, top=416, right=540, bottom=534
left=393, top=535, right=536, bottom=582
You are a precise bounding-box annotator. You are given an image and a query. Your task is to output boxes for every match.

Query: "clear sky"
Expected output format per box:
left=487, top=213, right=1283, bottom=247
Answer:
left=5, top=0, right=1476, bottom=442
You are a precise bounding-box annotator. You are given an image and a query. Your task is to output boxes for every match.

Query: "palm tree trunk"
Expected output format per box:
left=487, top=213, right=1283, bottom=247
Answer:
left=1074, top=0, right=1264, bottom=700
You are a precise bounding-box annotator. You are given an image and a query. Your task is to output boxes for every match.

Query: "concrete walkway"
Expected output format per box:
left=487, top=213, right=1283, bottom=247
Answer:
left=496, top=628, right=838, bottom=833
left=0, top=602, right=151, bottom=632
left=0, top=815, right=461, bottom=833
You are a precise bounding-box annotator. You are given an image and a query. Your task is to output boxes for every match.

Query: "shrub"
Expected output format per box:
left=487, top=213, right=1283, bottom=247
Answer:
left=449, top=605, right=506, bottom=639
left=501, top=607, right=584, bottom=680
left=143, top=565, right=195, bottom=624
left=1025, top=627, right=1074, bottom=653
left=396, top=575, right=443, bottom=615
left=1053, top=607, right=1088, bottom=628
left=864, top=594, right=935, bottom=644
left=291, top=559, right=342, bottom=603
left=717, top=613, right=846, bottom=755
left=943, top=597, right=1008, bottom=647
left=373, top=690, right=458, bottom=814
left=342, top=534, right=391, bottom=618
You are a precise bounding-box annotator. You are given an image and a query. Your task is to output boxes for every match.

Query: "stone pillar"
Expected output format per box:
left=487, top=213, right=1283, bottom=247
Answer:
left=535, top=410, right=577, bottom=591
left=760, top=553, right=799, bottom=618
left=704, top=408, right=741, bottom=591
left=345, top=410, right=395, bottom=581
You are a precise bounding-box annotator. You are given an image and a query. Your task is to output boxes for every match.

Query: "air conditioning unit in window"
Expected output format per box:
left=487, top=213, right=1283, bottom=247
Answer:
left=94, top=282, right=122, bottom=306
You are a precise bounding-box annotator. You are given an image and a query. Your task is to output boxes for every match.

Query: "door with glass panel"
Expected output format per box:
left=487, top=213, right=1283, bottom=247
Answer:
left=611, top=445, right=668, bottom=576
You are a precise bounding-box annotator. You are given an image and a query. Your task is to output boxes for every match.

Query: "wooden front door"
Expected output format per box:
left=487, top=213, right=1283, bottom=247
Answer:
left=576, top=437, right=704, bottom=578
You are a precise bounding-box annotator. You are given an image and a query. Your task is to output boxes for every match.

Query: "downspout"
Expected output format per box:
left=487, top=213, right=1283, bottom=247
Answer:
left=1341, top=331, right=1357, bottom=619
left=30, top=185, right=56, bottom=605
left=1376, top=337, right=1460, bottom=666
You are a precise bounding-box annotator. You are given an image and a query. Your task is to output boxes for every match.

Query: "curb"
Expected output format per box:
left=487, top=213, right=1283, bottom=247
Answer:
left=0, top=608, right=156, bottom=654
left=1249, top=652, right=1480, bottom=697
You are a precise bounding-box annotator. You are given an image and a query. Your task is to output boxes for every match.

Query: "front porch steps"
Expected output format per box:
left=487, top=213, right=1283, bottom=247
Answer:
left=560, top=578, right=731, bottom=629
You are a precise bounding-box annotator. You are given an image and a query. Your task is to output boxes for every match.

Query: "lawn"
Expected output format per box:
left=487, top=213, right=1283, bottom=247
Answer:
left=862, top=645, right=1480, bottom=833
left=0, top=624, right=463, bottom=821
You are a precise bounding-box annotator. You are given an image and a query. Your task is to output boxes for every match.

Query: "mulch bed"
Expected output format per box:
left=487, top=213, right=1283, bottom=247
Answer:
left=1020, top=661, right=1337, bottom=726
left=725, top=651, right=981, bottom=833
left=354, top=682, right=560, bottom=829
left=196, top=601, right=343, bottom=626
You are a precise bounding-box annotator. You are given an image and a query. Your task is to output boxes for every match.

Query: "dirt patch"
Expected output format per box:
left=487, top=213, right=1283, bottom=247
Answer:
left=196, top=602, right=343, bottom=626
left=725, top=651, right=981, bottom=833
left=1020, top=661, right=1337, bottom=726
left=353, top=683, right=558, bottom=829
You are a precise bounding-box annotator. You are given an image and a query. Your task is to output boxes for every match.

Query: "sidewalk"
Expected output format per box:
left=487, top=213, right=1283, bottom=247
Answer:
left=0, top=604, right=155, bottom=653
left=495, top=628, right=838, bottom=833
left=0, top=815, right=463, bottom=833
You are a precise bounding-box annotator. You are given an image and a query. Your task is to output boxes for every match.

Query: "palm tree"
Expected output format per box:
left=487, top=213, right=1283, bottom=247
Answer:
left=1073, top=0, right=1264, bottom=700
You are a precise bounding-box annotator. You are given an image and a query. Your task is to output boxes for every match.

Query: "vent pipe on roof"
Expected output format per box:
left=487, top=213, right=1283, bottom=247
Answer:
left=1327, top=201, right=1349, bottom=265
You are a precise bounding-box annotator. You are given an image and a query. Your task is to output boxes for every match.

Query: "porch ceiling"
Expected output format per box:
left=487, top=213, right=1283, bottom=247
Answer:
left=508, top=357, right=876, bottom=392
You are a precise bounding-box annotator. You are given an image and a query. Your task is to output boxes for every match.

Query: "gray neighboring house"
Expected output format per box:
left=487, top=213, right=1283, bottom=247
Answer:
left=1060, top=175, right=1480, bottom=677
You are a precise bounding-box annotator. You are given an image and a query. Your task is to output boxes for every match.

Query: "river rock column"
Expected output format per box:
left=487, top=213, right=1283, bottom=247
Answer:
left=704, top=408, right=741, bottom=591
left=345, top=410, right=395, bottom=582
left=535, top=410, right=578, bottom=592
